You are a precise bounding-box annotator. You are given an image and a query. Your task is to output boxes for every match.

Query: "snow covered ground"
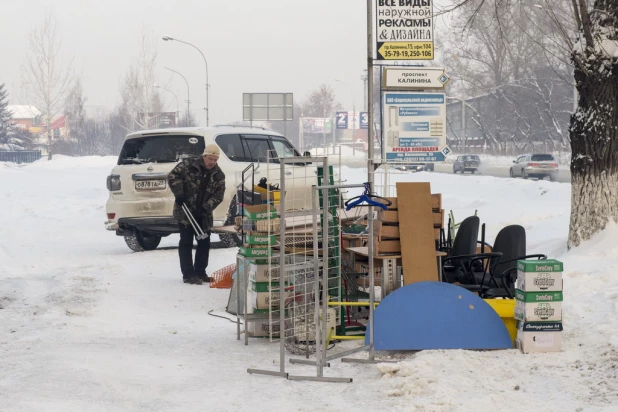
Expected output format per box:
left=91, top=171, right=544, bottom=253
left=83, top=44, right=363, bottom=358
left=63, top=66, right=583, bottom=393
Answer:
left=1, top=156, right=617, bottom=411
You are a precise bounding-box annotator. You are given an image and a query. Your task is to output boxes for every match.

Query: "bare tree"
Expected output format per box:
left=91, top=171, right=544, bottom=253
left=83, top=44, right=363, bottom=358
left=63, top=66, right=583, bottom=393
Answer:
left=441, top=1, right=573, bottom=154
left=446, top=0, right=618, bottom=247
left=22, top=11, right=73, bottom=159
left=302, top=85, right=343, bottom=118
left=117, top=30, right=164, bottom=132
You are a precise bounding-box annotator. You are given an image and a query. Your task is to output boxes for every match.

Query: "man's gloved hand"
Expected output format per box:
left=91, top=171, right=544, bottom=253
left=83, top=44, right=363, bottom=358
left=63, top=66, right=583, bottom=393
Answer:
left=175, top=195, right=185, bottom=206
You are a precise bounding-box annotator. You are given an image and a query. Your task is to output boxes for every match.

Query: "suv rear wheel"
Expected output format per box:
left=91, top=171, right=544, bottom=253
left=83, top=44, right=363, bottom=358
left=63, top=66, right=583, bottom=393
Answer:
left=218, top=195, right=242, bottom=248
left=124, top=229, right=162, bottom=252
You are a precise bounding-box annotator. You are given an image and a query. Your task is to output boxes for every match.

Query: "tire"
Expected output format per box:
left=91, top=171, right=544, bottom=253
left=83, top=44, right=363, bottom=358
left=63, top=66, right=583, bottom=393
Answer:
left=124, top=229, right=161, bottom=252
left=510, top=168, right=515, bottom=178
left=453, top=167, right=457, bottom=174
left=219, top=195, right=242, bottom=248
left=548, top=175, right=555, bottom=181
left=522, top=169, right=528, bottom=179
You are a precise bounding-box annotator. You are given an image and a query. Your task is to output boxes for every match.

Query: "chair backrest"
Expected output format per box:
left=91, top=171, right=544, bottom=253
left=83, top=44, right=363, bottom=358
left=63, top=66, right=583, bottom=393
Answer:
left=451, top=216, right=480, bottom=257
left=491, top=225, right=526, bottom=278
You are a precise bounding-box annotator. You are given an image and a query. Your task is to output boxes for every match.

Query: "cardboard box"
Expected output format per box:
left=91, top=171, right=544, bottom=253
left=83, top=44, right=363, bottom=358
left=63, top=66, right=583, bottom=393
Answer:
left=516, top=272, right=563, bottom=292
left=249, top=289, right=283, bottom=310
left=516, top=330, right=562, bottom=353
left=515, top=289, right=563, bottom=303
left=515, top=300, right=562, bottom=322
left=517, top=259, right=563, bottom=273
left=247, top=315, right=281, bottom=338
left=248, top=263, right=280, bottom=282
left=242, top=204, right=279, bottom=220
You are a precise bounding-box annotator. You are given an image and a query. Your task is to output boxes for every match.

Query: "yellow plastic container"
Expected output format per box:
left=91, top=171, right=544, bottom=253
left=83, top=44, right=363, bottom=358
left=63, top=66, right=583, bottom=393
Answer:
left=253, top=185, right=281, bottom=204
left=484, top=298, right=517, bottom=348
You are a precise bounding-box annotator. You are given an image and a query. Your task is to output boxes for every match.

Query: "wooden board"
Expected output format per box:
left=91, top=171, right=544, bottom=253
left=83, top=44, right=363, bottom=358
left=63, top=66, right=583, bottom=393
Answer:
left=374, top=221, right=400, bottom=239
left=431, top=193, right=442, bottom=211
left=396, top=182, right=438, bottom=284
left=378, top=210, right=398, bottom=222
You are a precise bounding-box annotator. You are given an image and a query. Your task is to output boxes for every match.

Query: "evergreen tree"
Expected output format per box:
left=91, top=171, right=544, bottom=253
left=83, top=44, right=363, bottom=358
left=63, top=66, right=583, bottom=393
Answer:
left=0, top=83, right=14, bottom=143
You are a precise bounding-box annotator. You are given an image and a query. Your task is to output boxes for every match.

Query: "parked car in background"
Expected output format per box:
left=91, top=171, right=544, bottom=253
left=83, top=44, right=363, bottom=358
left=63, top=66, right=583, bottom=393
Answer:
left=509, top=154, right=559, bottom=180
left=453, top=154, right=481, bottom=174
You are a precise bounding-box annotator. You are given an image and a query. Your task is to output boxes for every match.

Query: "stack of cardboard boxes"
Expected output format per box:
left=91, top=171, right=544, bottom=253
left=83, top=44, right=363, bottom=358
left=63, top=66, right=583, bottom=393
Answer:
left=514, top=259, right=564, bottom=353
left=246, top=261, right=283, bottom=337
left=238, top=203, right=282, bottom=337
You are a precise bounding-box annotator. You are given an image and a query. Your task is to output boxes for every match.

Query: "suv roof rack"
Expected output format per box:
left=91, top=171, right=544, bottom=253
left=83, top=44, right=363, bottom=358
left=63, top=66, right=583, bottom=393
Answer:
left=213, top=124, right=267, bottom=130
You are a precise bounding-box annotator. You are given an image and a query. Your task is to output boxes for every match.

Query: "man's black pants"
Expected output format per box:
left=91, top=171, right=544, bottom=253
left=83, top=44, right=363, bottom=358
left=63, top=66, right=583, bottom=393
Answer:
left=178, top=223, right=211, bottom=279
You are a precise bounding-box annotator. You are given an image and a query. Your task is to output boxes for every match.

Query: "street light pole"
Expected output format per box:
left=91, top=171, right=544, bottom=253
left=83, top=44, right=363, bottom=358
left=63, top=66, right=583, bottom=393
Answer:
left=153, top=84, right=179, bottom=126
left=164, top=67, right=190, bottom=125
left=162, top=35, right=209, bottom=126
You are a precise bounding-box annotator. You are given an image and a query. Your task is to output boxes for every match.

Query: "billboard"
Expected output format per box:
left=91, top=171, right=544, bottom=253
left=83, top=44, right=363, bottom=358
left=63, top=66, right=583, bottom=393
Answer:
left=301, top=117, right=332, bottom=134
left=243, top=93, right=293, bottom=121
left=336, top=111, right=348, bottom=129
left=376, top=0, right=434, bottom=60
left=383, top=92, right=450, bottom=162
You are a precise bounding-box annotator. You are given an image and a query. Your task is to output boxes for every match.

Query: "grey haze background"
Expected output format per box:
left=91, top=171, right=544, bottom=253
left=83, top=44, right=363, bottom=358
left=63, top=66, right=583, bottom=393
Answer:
left=0, top=0, right=379, bottom=125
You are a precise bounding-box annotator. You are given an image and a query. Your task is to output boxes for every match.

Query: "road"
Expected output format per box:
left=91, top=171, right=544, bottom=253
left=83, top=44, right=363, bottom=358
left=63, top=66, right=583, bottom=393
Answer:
left=432, top=163, right=571, bottom=183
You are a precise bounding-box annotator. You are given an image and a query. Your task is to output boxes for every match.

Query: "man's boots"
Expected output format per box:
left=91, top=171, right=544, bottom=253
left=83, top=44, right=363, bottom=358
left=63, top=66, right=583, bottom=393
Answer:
left=183, top=276, right=203, bottom=285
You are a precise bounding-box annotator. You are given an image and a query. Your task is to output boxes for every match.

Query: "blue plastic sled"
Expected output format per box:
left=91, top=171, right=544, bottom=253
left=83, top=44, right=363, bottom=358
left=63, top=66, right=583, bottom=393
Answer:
left=365, top=282, right=512, bottom=350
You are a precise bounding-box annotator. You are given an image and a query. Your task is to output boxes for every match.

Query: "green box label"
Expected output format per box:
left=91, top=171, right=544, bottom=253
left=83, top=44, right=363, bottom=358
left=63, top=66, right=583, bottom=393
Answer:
left=245, top=234, right=277, bottom=245
left=250, top=281, right=286, bottom=293
left=515, top=289, right=563, bottom=302
left=239, top=247, right=271, bottom=257
left=517, top=259, right=563, bottom=273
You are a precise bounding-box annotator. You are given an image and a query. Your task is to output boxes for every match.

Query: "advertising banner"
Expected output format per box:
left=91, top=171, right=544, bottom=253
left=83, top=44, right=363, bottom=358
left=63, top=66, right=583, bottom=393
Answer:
left=383, top=92, right=450, bottom=162
left=336, top=111, right=348, bottom=129
left=376, top=0, right=434, bottom=60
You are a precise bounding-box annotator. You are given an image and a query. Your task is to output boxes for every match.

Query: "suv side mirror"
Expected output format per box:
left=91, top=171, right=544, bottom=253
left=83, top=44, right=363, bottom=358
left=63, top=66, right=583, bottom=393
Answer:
left=513, top=160, right=517, bottom=163
left=303, top=151, right=311, bottom=157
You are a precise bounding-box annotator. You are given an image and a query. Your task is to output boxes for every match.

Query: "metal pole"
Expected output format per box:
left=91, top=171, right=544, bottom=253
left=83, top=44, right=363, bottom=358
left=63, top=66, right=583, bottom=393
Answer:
left=163, top=37, right=209, bottom=126
left=368, top=179, right=375, bottom=362
left=279, top=157, right=286, bottom=374
left=164, top=67, right=190, bottom=125
left=366, top=0, right=374, bottom=186
left=462, top=99, right=466, bottom=153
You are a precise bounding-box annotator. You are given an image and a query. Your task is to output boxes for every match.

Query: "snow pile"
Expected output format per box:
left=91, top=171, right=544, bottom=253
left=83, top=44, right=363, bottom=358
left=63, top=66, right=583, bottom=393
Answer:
left=0, top=155, right=617, bottom=411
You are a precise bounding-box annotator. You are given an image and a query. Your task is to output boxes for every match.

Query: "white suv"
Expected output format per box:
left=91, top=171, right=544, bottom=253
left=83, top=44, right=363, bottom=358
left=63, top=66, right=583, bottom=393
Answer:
left=105, top=125, right=315, bottom=252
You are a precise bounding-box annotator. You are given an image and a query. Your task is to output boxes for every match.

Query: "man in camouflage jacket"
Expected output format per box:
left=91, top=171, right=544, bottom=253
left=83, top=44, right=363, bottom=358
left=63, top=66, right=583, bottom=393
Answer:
left=168, top=144, right=225, bottom=285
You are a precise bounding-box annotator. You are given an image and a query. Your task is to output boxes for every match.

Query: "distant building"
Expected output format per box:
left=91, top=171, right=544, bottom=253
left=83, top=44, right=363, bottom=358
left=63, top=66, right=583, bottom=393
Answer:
left=7, top=105, right=41, bottom=131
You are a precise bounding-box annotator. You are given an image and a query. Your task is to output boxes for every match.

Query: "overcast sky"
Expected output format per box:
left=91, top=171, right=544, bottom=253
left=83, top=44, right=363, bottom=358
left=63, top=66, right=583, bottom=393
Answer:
left=1, top=0, right=453, bottom=126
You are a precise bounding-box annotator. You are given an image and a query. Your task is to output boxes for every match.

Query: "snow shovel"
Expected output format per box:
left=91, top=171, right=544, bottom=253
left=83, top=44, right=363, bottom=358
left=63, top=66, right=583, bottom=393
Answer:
left=181, top=203, right=209, bottom=240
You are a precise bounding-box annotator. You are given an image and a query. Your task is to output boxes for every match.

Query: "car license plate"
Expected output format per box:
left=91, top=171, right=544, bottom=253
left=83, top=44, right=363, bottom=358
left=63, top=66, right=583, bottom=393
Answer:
left=135, top=180, right=166, bottom=190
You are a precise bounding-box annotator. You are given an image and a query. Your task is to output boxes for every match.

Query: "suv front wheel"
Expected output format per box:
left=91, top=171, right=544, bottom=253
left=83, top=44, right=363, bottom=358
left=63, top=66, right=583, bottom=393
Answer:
left=124, top=229, right=162, bottom=252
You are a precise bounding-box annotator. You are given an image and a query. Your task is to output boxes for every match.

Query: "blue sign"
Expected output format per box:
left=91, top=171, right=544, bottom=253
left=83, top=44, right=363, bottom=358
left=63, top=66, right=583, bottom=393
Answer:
left=360, top=112, right=368, bottom=129
left=336, top=111, right=348, bottom=129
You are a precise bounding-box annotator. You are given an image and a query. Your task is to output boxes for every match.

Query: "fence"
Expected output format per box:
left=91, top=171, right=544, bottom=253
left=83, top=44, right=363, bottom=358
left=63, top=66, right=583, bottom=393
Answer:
left=0, top=151, right=42, bottom=164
